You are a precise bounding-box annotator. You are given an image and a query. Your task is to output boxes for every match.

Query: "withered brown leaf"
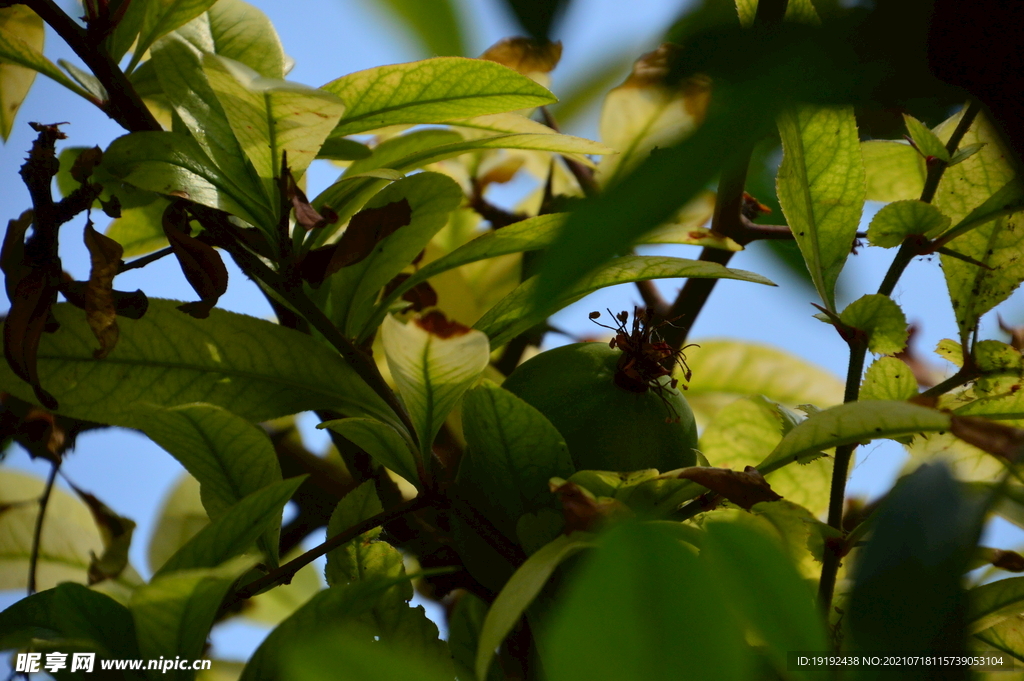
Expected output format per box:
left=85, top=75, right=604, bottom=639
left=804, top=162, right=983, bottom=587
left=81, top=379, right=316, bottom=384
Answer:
left=950, top=415, right=1024, bottom=462
left=299, top=198, right=412, bottom=287
left=481, top=37, right=563, bottom=76
left=83, top=221, right=122, bottom=359
left=162, top=202, right=228, bottom=319
left=675, top=465, right=782, bottom=510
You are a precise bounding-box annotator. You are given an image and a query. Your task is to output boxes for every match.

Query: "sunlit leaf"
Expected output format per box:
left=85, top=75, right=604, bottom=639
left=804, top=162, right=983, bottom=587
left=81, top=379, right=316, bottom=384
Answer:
left=758, top=401, right=951, bottom=475
left=969, top=576, right=1024, bottom=634
left=457, top=380, right=574, bottom=540
left=319, top=417, right=419, bottom=489
left=866, top=200, right=951, bottom=248
left=776, top=104, right=864, bottom=311
left=735, top=0, right=820, bottom=26
left=0, top=7, right=42, bottom=141
left=0, top=300, right=398, bottom=431
left=860, top=356, right=918, bottom=401
left=125, top=0, right=220, bottom=73
left=203, top=54, right=345, bottom=199
left=934, top=111, right=1023, bottom=345
left=540, top=523, right=751, bottom=681
left=106, top=197, right=172, bottom=257
left=476, top=533, right=595, bottom=681
left=861, top=140, right=926, bottom=202
left=182, top=0, right=289, bottom=79
left=475, top=255, right=775, bottom=347
left=382, top=314, right=490, bottom=459
left=155, top=477, right=304, bottom=576
left=903, top=113, right=950, bottom=161
left=323, top=58, right=556, bottom=137
left=140, top=403, right=284, bottom=564
left=699, top=396, right=831, bottom=516
left=839, top=294, right=909, bottom=355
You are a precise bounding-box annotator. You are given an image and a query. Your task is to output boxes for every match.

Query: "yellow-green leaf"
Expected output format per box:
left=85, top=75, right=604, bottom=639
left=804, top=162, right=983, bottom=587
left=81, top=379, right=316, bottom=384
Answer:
left=320, top=417, right=419, bottom=489
left=839, top=294, right=908, bottom=355
left=903, top=113, right=949, bottom=161
left=861, top=140, right=926, bottom=202
left=147, top=473, right=209, bottom=574
left=0, top=12, right=91, bottom=104
left=125, top=0, right=220, bottom=73
left=866, top=200, right=951, bottom=248
left=776, top=104, right=865, bottom=311
left=323, top=57, right=556, bottom=137
left=0, top=7, right=42, bottom=140
left=860, top=357, right=918, bottom=401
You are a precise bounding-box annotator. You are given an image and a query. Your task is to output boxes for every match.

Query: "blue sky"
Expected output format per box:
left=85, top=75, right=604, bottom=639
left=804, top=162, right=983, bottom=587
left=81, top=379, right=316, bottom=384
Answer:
left=2, top=0, right=1024, bottom=665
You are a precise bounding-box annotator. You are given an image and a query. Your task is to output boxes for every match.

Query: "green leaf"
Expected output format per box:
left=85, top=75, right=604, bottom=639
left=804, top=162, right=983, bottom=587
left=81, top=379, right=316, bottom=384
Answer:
left=936, top=338, right=964, bottom=367
left=735, top=0, right=820, bottom=26
left=969, top=576, right=1024, bottom=634
left=934, top=112, right=1023, bottom=345
left=0, top=13, right=92, bottom=103
left=475, top=255, right=775, bottom=347
left=150, top=36, right=268, bottom=214
left=861, top=356, right=918, bottom=401
left=903, top=113, right=950, bottom=162
left=106, top=0, right=148, bottom=64
left=131, top=558, right=252, bottom=678
left=156, top=476, right=304, bottom=576
left=366, top=213, right=568, bottom=338
left=106, top=196, right=172, bottom=257
left=284, top=629, right=455, bottom=681
left=955, top=391, right=1024, bottom=422
left=861, top=140, right=926, bottom=202
left=327, top=172, right=463, bottom=338
left=758, top=401, right=951, bottom=476
left=147, top=473, right=208, bottom=574
left=449, top=592, right=504, bottom=681
left=344, top=129, right=464, bottom=177
left=356, top=0, right=466, bottom=57
left=476, top=534, right=595, bottom=681
left=540, top=522, right=751, bottom=681
left=700, top=520, right=828, bottom=678
left=935, top=179, right=1024, bottom=247
left=317, top=136, right=372, bottom=161
left=60, top=59, right=107, bottom=102
left=323, top=57, right=556, bottom=137
left=0, top=300, right=398, bottom=431
left=866, top=200, right=951, bottom=248
left=382, top=315, right=490, bottom=458
left=776, top=104, right=865, bottom=311
left=125, top=0, right=220, bottom=73
left=140, top=403, right=285, bottom=565
left=457, top=380, right=574, bottom=539
left=0, top=583, right=141, bottom=662
left=325, top=482, right=394, bottom=586
left=103, top=131, right=272, bottom=228
left=974, top=616, right=1024, bottom=664
left=0, top=7, right=42, bottom=140
left=684, top=340, right=844, bottom=425
left=839, top=293, right=909, bottom=355
left=847, top=464, right=985, bottom=660
left=193, top=0, right=288, bottom=79
left=319, top=418, right=419, bottom=488
left=699, top=396, right=832, bottom=516
left=203, top=54, right=345, bottom=199
left=0, top=470, right=141, bottom=594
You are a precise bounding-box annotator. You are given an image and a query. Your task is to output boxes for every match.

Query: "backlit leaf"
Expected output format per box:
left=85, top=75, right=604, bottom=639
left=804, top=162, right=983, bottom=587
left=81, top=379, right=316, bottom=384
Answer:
left=184, top=0, right=288, bottom=79
left=475, top=255, right=775, bottom=347
left=125, top=0, right=220, bottom=73
left=0, top=7, right=42, bottom=141
left=861, top=140, right=926, bottom=202
left=776, top=104, right=864, bottom=311
left=319, top=417, right=419, bottom=489
left=866, top=200, right=951, bottom=248
left=903, top=113, right=950, bottom=161
left=0, top=12, right=92, bottom=103
left=839, top=294, right=909, bottom=355
left=0, top=300, right=398, bottom=431
left=323, top=58, right=556, bottom=137
left=860, top=356, right=918, bottom=401
left=382, top=314, right=490, bottom=459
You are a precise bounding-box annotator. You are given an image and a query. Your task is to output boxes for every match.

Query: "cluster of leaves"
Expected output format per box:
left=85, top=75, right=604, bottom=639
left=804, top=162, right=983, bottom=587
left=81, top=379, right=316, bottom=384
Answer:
left=2, top=0, right=1024, bottom=679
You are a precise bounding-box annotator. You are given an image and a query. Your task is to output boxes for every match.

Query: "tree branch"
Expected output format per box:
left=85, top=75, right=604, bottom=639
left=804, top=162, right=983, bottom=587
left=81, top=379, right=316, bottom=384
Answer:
left=28, top=460, right=60, bottom=594
left=24, top=0, right=161, bottom=133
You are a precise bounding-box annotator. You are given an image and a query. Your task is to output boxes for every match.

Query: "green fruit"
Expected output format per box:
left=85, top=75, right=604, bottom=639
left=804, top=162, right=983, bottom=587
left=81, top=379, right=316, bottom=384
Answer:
left=502, top=342, right=698, bottom=472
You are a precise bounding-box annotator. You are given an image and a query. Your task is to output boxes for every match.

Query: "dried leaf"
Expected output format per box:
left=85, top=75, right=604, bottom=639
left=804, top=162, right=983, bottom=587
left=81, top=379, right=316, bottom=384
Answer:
left=83, top=221, right=123, bottom=359
left=60, top=282, right=149, bottom=320
left=414, top=310, right=470, bottom=338
left=287, top=170, right=337, bottom=231
left=162, top=202, right=228, bottom=319
left=69, top=482, right=137, bottom=585
left=950, top=415, right=1024, bottom=462
left=999, top=315, right=1024, bottom=352
left=70, top=146, right=102, bottom=183
left=299, top=199, right=412, bottom=286
left=3, top=267, right=59, bottom=410
left=550, top=480, right=627, bottom=534
left=481, top=37, right=563, bottom=77
left=989, top=548, right=1024, bottom=572
left=383, top=273, right=438, bottom=312
left=675, top=465, right=782, bottom=510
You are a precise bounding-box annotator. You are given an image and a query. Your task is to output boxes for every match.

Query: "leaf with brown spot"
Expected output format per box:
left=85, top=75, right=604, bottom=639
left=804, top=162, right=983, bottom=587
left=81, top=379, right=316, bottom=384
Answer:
left=299, top=199, right=412, bottom=287
left=950, top=415, right=1024, bottom=462
left=415, top=310, right=470, bottom=338
left=383, top=273, right=438, bottom=312
left=83, top=221, right=122, bottom=359
left=550, top=480, right=627, bottom=534
left=162, top=202, right=228, bottom=319
left=481, top=37, right=562, bottom=77
left=675, top=465, right=782, bottom=510
left=69, top=481, right=136, bottom=585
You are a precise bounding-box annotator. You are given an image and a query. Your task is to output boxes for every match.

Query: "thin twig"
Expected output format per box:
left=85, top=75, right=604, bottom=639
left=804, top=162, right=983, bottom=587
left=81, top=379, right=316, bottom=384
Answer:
left=539, top=107, right=599, bottom=197
left=28, top=460, right=60, bottom=594
left=226, top=494, right=434, bottom=606
left=117, top=246, right=174, bottom=274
